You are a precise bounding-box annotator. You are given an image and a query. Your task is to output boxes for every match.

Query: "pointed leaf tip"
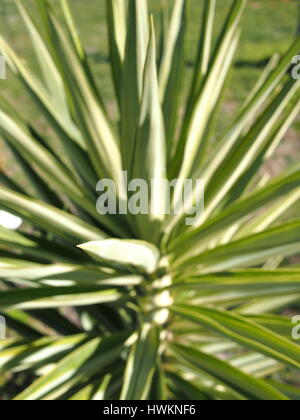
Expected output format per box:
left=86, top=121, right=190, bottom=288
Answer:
left=78, top=239, right=160, bottom=274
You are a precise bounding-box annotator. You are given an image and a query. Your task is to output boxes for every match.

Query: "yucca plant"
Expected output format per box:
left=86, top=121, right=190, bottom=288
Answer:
left=0, top=0, right=300, bottom=400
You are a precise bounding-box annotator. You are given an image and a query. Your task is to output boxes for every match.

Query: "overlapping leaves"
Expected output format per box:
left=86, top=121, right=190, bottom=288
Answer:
left=0, top=0, right=299, bottom=400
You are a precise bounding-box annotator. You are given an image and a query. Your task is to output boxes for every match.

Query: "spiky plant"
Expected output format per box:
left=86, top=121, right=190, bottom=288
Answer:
left=0, top=0, right=300, bottom=401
